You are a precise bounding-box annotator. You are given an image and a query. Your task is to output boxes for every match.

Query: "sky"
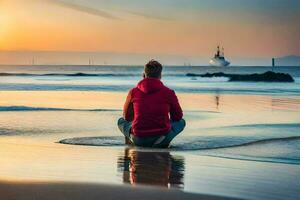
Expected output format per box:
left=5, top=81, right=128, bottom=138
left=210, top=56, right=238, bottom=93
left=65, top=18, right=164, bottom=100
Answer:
left=0, top=0, right=299, bottom=65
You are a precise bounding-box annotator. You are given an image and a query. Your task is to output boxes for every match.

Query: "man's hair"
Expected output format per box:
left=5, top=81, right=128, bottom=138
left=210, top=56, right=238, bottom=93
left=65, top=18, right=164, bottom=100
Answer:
left=144, top=60, right=163, bottom=78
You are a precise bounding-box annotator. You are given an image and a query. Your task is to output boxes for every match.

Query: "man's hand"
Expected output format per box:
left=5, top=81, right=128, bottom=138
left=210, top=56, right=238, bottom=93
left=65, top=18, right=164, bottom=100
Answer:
left=125, top=137, right=133, bottom=145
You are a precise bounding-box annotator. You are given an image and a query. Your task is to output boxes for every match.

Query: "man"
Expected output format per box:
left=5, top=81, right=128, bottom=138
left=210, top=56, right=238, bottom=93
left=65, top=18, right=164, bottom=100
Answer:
left=117, top=60, right=185, bottom=148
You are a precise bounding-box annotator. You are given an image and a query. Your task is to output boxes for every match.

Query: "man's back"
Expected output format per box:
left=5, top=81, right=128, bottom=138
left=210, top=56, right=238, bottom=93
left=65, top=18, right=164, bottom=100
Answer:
left=124, top=77, right=183, bottom=137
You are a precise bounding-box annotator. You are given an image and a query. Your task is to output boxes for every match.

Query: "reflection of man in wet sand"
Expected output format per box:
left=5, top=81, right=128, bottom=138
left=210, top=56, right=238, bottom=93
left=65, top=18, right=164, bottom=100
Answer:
left=118, top=148, right=185, bottom=188
left=118, top=60, right=185, bottom=148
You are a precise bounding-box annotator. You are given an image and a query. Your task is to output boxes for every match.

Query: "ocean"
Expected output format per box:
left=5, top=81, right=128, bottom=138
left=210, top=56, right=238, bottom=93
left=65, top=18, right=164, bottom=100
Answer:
left=0, top=65, right=300, bottom=199
left=0, top=65, right=299, bottom=95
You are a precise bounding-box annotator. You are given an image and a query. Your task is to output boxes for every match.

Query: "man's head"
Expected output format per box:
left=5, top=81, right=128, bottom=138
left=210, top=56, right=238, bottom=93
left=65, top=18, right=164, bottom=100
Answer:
left=143, top=60, right=162, bottom=79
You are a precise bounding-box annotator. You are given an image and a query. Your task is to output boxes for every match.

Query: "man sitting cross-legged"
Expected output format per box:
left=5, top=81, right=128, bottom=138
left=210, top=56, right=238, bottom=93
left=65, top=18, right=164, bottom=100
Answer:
left=118, top=60, right=185, bottom=148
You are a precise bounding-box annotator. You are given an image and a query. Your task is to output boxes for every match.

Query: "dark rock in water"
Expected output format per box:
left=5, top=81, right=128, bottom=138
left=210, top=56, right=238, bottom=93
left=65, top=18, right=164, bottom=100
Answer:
left=229, top=71, right=294, bottom=82
left=186, top=71, right=294, bottom=82
left=201, top=72, right=229, bottom=78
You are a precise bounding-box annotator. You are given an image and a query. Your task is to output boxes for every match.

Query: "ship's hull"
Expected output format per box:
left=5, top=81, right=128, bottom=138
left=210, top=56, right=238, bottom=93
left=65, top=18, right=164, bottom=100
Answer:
left=209, top=58, right=230, bottom=67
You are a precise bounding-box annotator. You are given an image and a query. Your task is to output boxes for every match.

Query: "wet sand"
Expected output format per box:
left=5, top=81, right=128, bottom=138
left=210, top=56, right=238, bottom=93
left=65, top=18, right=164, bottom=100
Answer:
left=0, top=138, right=300, bottom=200
left=0, top=180, right=235, bottom=200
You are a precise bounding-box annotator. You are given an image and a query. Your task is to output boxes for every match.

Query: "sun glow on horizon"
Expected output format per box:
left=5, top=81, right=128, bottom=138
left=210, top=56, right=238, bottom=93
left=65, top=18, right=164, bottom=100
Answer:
left=0, top=0, right=299, bottom=59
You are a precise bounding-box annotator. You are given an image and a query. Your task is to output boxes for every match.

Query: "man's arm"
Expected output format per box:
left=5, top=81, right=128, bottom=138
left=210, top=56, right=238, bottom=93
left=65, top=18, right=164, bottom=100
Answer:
left=123, top=90, right=134, bottom=121
left=169, top=90, right=183, bottom=121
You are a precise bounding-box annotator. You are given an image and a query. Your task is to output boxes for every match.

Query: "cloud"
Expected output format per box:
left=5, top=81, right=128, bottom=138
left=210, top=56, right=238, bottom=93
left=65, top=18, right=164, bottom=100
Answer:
left=45, top=0, right=171, bottom=21
left=125, top=10, right=173, bottom=21
left=48, top=0, right=119, bottom=20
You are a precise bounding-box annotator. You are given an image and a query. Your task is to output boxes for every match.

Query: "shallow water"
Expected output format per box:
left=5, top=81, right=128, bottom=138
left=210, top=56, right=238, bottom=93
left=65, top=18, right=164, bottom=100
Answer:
left=0, top=92, right=299, bottom=165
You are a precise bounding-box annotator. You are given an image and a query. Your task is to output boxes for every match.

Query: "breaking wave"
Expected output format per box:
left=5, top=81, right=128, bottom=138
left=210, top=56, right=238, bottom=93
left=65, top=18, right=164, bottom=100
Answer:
left=0, top=106, right=121, bottom=112
left=58, top=135, right=300, bottom=150
left=0, top=72, right=168, bottom=77
left=0, top=84, right=299, bottom=95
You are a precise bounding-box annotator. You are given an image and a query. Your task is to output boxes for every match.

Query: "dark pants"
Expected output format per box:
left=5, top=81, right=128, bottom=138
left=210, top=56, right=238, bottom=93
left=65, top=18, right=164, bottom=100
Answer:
left=117, top=118, right=186, bottom=148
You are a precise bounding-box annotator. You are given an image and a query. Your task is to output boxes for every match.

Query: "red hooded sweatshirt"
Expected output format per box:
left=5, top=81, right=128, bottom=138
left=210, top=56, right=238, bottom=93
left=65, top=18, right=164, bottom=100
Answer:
left=123, top=78, right=183, bottom=137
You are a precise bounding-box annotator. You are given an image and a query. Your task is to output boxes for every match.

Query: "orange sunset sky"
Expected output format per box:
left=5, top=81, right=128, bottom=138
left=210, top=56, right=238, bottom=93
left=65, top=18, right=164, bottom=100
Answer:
left=0, top=0, right=299, bottom=65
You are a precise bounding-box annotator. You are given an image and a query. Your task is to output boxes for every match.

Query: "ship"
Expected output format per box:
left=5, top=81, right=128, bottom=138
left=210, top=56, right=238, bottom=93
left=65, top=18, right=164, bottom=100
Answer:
left=209, top=46, right=230, bottom=67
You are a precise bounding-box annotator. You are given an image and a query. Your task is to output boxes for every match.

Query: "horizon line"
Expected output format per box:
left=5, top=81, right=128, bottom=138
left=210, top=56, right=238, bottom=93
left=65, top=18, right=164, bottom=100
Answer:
left=0, top=50, right=298, bottom=59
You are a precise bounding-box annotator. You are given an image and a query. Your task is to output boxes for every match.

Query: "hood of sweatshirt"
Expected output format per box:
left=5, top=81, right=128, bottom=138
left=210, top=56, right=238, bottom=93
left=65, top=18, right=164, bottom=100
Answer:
left=137, top=78, right=164, bottom=94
